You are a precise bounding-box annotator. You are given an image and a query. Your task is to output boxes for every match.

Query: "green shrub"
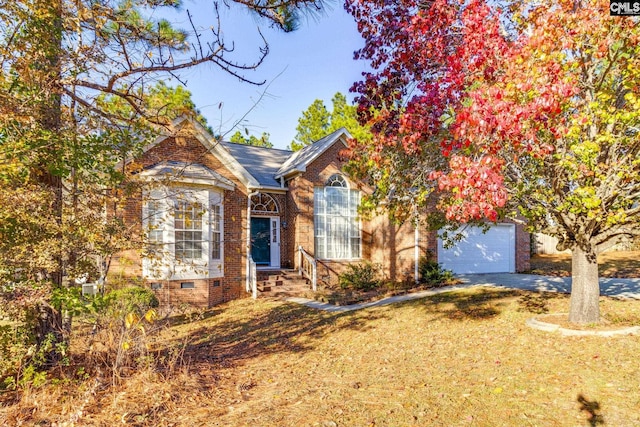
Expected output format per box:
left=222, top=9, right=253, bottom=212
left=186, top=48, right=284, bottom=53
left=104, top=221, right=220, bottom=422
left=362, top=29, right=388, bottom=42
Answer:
left=419, top=257, right=454, bottom=286
left=339, top=262, right=380, bottom=291
left=102, top=286, right=159, bottom=318
left=0, top=322, right=30, bottom=388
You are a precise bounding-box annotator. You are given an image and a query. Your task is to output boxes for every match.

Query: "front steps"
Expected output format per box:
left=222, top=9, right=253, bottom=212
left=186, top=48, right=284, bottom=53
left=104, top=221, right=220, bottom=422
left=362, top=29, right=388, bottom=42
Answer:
left=255, top=269, right=312, bottom=297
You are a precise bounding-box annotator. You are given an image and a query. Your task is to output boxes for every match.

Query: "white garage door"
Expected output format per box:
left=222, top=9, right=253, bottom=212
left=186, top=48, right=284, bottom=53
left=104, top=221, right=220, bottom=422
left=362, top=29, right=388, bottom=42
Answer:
left=438, top=224, right=516, bottom=274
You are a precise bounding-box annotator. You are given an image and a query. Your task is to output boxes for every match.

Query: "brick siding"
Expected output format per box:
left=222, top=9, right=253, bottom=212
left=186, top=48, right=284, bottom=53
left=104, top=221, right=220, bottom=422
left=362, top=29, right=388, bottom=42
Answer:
left=287, top=140, right=433, bottom=285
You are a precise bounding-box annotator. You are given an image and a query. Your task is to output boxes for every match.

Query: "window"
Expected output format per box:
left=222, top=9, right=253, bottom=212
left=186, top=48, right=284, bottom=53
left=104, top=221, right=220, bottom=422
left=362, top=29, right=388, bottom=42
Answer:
left=211, top=204, right=222, bottom=260
left=251, top=193, right=279, bottom=214
left=314, top=174, right=361, bottom=260
left=142, top=188, right=224, bottom=280
left=174, top=201, right=204, bottom=261
left=272, top=219, right=278, bottom=243
left=326, top=174, right=347, bottom=187
left=146, top=200, right=164, bottom=254
left=180, top=282, right=195, bottom=289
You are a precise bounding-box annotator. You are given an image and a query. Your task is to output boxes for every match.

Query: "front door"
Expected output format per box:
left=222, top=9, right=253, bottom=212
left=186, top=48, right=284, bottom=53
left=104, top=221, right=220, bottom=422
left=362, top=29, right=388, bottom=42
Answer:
left=251, top=217, right=271, bottom=265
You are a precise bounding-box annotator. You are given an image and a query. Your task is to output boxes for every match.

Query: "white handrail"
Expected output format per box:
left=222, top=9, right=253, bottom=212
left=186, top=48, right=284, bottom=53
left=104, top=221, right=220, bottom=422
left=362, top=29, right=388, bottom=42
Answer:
left=248, top=255, right=257, bottom=299
left=298, top=246, right=317, bottom=292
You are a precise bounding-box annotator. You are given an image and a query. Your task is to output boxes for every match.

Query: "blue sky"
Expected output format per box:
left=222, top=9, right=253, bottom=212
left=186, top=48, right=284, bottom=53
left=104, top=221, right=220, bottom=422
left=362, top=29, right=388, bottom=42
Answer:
left=174, top=1, right=367, bottom=150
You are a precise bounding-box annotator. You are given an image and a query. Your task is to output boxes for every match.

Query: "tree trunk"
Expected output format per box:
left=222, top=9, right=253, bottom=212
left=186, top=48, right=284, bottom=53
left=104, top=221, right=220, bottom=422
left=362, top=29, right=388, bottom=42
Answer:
left=35, top=303, right=64, bottom=366
left=32, top=0, right=67, bottom=365
left=568, top=246, right=600, bottom=324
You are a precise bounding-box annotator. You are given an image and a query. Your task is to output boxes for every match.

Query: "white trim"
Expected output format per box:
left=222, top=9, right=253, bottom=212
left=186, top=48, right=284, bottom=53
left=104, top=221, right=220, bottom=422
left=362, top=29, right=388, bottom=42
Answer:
left=246, top=191, right=259, bottom=292
left=171, top=190, right=210, bottom=280
left=142, top=189, right=172, bottom=280
left=270, top=217, right=281, bottom=268
left=251, top=193, right=279, bottom=214
left=249, top=186, right=288, bottom=194
left=208, top=191, right=224, bottom=278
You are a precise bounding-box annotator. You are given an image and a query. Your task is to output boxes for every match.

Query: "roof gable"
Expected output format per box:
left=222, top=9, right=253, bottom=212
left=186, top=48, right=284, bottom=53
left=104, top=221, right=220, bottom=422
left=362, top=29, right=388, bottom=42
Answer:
left=136, top=116, right=261, bottom=189
left=275, top=128, right=352, bottom=179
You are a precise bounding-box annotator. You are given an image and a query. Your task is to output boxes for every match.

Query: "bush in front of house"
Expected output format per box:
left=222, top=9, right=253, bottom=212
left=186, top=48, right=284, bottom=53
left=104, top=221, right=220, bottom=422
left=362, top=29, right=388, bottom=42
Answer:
left=81, top=286, right=161, bottom=376
left=338, top=262, right=381, bottom=291
left=101, top=286, right=159, bottom=319
left=419, top=257, right=454, bottom=286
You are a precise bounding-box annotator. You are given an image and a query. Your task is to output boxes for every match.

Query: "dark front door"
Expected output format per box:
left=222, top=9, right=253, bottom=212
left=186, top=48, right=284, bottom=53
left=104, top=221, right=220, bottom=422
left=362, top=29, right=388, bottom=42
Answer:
left=251, top=217, right=271, bottom=265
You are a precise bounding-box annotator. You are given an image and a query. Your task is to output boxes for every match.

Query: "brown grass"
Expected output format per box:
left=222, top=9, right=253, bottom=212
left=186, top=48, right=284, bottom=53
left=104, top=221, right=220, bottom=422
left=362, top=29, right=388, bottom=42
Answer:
left=2, top=289, right=640, bottom=426
left=529, top=250, right=640, bottom=278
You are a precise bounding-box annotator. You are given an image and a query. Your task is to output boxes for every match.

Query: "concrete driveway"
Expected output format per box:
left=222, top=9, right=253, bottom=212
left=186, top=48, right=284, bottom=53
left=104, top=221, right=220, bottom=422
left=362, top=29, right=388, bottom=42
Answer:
left=459, top=273, right=640, bottom=299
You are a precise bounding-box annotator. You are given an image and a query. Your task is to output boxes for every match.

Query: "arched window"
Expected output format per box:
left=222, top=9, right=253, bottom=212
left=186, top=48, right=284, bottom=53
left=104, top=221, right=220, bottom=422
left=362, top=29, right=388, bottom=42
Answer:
left=251, top=193, right=279, bottom=214
left=314, top=174, right=361, bottom=260
left=326, top=174, right=348, bottom=188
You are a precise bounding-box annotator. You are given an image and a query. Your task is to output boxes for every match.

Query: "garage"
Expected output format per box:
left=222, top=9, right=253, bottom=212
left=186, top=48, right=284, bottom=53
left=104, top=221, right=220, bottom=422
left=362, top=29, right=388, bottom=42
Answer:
left=437, top=223, right=516, bottom=274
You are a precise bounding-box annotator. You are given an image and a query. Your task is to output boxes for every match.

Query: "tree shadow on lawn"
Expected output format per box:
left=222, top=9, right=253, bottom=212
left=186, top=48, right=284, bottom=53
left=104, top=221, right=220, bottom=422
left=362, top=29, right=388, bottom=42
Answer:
left=414, top=287, right=568, bottom=321
left=517, top=291, right=566, bottom=314
left=161, top=301, right=388, bottom=369
left=164, top=307, right=226, bottom=327
left=577, top=394, right=605, bottom=426
left=414, top=288, right=522, bottom=321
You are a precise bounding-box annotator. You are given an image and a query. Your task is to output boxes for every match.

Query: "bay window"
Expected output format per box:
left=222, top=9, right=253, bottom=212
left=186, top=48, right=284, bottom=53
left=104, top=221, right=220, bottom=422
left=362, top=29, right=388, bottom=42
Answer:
left=142, top=188, right=223, bottom=280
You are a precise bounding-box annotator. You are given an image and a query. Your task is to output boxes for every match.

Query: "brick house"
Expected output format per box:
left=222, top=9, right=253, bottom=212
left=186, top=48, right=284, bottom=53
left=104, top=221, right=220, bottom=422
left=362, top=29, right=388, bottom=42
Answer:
left=111, top=117, right=529, bottom=308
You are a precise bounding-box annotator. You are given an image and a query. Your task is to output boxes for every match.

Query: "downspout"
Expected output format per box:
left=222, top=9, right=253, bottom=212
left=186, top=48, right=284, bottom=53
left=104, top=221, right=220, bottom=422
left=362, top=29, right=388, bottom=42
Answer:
left=246, top=190, right=259, bottom=292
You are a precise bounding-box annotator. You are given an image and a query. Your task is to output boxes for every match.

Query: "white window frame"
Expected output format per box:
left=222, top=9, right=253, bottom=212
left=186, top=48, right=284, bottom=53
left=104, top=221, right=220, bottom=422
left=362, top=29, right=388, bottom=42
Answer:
left=211, top=203, right=222, bottom=261
left=174, top=199, right=205, bottom=262
left=142, top=187, right=224, bottom=280
left=314, top=175, right=361, bottom=260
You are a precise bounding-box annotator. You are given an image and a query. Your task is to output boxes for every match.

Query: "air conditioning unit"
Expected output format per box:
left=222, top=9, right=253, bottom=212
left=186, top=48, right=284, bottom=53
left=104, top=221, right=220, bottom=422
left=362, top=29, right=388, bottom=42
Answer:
left=82, top=283, right=98, bottom=296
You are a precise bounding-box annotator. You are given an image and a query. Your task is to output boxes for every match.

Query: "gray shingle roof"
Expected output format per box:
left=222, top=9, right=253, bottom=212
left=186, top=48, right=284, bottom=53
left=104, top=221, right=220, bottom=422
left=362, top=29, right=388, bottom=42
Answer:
left=220, top=142, right=293, bottom=188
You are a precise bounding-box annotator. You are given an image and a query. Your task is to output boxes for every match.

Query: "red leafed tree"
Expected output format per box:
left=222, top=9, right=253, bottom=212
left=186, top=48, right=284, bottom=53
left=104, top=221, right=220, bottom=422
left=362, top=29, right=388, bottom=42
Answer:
left=346, top=0, right=640, bottom=324
left=343, top=0, right=508, bottom=221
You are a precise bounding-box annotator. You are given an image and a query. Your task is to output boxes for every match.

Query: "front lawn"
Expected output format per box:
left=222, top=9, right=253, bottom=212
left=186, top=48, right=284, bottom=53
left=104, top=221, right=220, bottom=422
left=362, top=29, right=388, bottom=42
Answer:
left=2, top=287, right=640, bottom=426
left=529, top=250, right=640, bottom=278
